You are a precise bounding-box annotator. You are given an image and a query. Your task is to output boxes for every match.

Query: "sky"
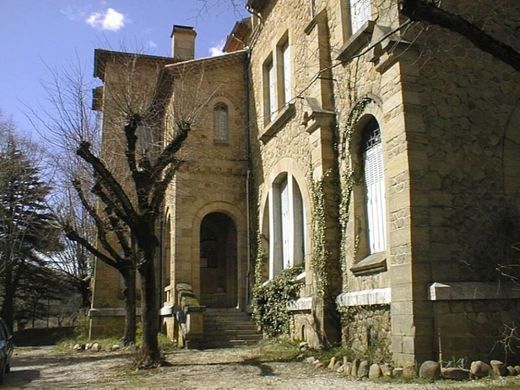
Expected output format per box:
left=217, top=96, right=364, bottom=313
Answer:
left=0, top=0, right=247, bottom=137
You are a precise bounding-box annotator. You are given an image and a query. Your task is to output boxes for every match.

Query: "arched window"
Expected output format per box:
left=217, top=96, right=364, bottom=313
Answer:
left=213, top=103, right=229, bottom=142
left=268, top=173, right=306, bottom=279
left=361, top=118, right=386, bottom=254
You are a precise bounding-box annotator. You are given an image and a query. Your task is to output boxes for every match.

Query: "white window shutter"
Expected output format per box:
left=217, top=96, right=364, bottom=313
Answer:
left=351, top=0, right=372, bottom=33
left=282, top=42, right=291, bottom=104
left=363, top=135, right=387, bottom=253
left=268, top=62, right=277, bottom=121
left=280, top=177, right=292, bottom=269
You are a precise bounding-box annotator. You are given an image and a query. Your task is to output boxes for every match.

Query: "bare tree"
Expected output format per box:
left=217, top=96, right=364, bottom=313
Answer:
left=28, top=61, right=140, bottom=345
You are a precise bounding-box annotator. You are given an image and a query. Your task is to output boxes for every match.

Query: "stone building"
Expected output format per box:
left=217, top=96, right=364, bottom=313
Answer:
left=90, top=1, right=520, bottom=366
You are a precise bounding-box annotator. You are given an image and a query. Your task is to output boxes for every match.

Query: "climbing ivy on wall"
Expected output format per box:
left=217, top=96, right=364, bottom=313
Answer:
left=252, top=264, right=304, bottom=337
left=309, top=169, right=329, bottom=295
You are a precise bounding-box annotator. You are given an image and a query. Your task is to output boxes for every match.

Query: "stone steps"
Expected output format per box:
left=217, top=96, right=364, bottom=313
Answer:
left=202, top=309, right=262, bottom=348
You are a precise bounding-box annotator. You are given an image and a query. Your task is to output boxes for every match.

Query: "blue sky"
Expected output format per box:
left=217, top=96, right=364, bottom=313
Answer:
left=0, top=0, right=247, bottom=137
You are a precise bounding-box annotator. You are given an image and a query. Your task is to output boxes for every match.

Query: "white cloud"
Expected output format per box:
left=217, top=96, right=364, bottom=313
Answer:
left=148, top=40, right=157, bottom=48
left=209, top=39, right=226, bottom=57
left=86, top=8, right=125, bottom=31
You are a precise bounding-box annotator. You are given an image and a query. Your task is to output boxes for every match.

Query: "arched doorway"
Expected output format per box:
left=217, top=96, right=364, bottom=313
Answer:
left=199, top=212, right=237, bottom=307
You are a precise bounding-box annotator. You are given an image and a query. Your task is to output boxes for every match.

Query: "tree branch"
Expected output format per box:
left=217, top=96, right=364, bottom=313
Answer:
left=63, top=226, right=119, bottom=269
left=400, top=0, right=520, bottom=71
left=150, top=121, right=190, bottom=182
left=77, top=141, right=137, bottom=223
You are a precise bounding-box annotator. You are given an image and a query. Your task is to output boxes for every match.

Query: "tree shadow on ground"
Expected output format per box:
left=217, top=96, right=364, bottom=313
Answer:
left=165, top=358, right=276, bottom=377
left=12, top=351, right=132, bottom=369
left=3, top=368, right=41, bottom=387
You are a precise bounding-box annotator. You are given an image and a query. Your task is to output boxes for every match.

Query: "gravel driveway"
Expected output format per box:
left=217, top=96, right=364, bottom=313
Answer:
left=3, top=346, right=520, bottom=389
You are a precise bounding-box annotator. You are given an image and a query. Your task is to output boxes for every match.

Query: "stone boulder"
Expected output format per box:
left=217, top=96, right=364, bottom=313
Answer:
left=91, top=343, right=101, bottom=352
left=490, top=360, right=507, bottom=376
left=343, top=362, right=352, bottom=376
left=368, top=363, right=382, bottom=379
left=73, top=343, right=85, bottom=351
left=470, top=361, right=492, bottom=378
left=351, top=359, right=360, bottom=377
left=441, top=367, right=470, bottom=380
left=381, top=363, right=393, bottom=377
left=507, top=366, right=516, bottom=376
left=419, top=361, right=440, bottom=380
left=357, top=360, right=369, bottom=378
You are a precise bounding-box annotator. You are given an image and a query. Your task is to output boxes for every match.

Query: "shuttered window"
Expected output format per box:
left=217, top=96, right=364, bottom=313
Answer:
left=213, top=103, right=229, bottom=141
left=268, top=173, right=306, bottom=278
left=362, top=119, right=387, bottom=253
left=280, top=177, right=292, bottom=269
left=350, top=0, right=372, bottom=33
left=281, top=41, right=292, bottom=105
left=268, top=60, right=277, bottom=122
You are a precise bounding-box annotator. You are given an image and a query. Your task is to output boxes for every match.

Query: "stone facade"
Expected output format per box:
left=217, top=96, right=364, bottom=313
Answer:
left=90, top=0, right=520, bottom=366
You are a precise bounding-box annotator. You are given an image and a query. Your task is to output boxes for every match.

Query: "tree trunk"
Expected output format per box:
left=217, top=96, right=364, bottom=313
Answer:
left=137, top=244, right=161, bottom=367
left=0, top=267, right=15, bottom=332
left=121, top=265, right=137, bottom=345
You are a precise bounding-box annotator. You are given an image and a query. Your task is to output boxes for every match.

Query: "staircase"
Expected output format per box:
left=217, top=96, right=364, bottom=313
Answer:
left=202, top=308, right=262, bottom=348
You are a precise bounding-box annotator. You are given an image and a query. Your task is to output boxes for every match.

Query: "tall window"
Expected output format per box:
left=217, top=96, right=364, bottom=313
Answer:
left=350, top=0, right=372, bottom=33
left=268, top=173, right=306, bottom=278
left=280, top=39, right=292, bottom=105
left=361, top=118, right=386, bottom=253
left=263, top=58, right=277, bottom=123
left=213, top=103, right=229, bottom=142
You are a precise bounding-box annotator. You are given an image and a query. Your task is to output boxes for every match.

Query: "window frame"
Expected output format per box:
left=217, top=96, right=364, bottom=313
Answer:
left=213, top=102, right=229, bottom=143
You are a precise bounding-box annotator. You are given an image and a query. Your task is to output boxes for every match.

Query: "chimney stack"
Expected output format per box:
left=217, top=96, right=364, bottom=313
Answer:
left=171, top=25, right=196, bottom=60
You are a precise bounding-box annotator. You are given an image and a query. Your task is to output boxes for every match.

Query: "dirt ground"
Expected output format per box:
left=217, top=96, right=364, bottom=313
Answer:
left=3, top=346, right=520, bottom=389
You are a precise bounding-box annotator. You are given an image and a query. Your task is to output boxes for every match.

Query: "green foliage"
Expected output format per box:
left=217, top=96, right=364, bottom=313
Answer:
left=309, top=172, right=329, bottom=294
left=252, top=264, right=304, bottom=337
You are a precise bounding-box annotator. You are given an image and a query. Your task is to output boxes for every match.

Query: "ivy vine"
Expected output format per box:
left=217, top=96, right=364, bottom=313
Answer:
left=251, top=264, right=304, bottom=337
left=309, top=169, right=329, bottom=295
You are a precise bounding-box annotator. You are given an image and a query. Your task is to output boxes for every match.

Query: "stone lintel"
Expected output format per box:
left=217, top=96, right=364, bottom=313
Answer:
left=429, top=282, right=520, bottom=301
left=336, top=288, right=391, bottom=307
left=287, top=297, right=313, bottom=312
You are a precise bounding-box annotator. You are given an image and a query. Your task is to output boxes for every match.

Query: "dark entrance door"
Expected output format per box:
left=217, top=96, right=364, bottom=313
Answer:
left=199, top=212, right=237, bottom=307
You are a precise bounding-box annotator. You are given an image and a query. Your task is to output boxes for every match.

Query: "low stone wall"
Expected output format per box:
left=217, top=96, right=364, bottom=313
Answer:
left=433, top=299, right=520, bottom=363
left=429, top=282, right=520, bottom=363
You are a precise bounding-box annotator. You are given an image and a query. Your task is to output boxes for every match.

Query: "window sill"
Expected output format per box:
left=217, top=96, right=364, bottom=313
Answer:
left=350, top=251, right=387, bottom=276
left=260, top=103, right=296, bottom=143
left=337, top=20, right=375, bottom=62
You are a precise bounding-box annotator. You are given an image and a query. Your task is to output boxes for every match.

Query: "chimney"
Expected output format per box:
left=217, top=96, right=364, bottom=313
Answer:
left=171, top=25, right=196, bottom=60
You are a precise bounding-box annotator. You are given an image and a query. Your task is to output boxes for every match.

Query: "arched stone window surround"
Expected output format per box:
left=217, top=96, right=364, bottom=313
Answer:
left=209, top=96, right=235, bottom=144
left=259, top=158, right=311, bottom=280
left=347, top=99, right=389, bottom=271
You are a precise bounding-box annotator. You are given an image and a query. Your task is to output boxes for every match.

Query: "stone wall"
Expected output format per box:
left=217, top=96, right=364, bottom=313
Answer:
left=163, top=52, right=250, bottom=313
left=433, top=299, right=520, bottom=363
left=340, top=305, right=392, bottom=363
left=248, top=0, right=342, bottom=346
